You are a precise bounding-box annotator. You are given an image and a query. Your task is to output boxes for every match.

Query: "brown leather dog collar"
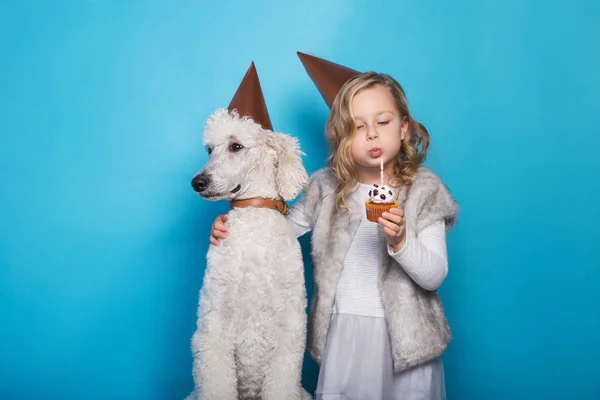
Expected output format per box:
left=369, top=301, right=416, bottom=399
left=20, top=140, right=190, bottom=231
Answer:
left=229, top=198, right=290, bottom=215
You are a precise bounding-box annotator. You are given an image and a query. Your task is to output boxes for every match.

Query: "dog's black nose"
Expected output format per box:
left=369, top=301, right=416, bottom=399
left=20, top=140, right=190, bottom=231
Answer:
left=191, top=174, right=210, bottom=192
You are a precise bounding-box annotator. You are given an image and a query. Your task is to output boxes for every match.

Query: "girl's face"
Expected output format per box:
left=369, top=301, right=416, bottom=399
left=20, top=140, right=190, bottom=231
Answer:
left=350, top=85, right=408, bottom=174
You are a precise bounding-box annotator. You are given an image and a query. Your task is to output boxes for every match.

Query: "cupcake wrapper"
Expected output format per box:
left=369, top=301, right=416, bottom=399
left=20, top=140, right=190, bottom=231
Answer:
left=365, top=200, right=398, bottom=222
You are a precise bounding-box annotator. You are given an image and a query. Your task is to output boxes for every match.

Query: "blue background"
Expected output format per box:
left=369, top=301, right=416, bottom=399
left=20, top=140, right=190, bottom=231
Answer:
left=1, top=0, right=599, bottom=398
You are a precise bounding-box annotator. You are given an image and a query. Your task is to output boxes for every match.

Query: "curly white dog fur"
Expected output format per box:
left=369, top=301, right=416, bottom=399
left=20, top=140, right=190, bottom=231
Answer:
left=187, top=109, right=311, bottom=400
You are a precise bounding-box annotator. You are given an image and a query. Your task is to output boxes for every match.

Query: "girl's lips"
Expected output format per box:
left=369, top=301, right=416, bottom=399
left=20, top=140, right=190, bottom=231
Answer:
left=369, top=148, right=382, bottom=158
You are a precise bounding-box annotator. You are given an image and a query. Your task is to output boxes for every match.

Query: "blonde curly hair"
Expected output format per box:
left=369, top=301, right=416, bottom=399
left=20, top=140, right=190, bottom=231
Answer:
left=326, top=72, right=430, bottom=209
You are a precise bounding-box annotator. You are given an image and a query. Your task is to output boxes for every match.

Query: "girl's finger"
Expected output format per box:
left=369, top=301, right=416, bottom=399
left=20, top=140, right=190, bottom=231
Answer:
left=214, top=215, right=229, bottom=232
left=383, top=226, right=395, bottom=236
left=384, top=226, right=403, bottom=238
left=378, top=217, right=400, bottom=233
left=215, top=222, right=229, bottom=233
left=388, top=208, right=405, bottom=217
left=382, top=212, right=403, bottom=225
left=213, top=230, right=228, bottom=240
left=210, top=237, right=220, bottom=246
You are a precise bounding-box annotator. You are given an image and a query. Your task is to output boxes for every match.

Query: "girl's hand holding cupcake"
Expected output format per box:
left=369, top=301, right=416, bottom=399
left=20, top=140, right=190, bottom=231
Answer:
left=364, top=183, right=406, bottom=252
left=379, top=208, right=406, bottom=252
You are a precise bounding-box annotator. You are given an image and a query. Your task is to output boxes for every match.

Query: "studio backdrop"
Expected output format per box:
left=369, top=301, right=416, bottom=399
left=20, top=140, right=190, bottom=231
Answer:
left=1, top=0, right=599, bottom=399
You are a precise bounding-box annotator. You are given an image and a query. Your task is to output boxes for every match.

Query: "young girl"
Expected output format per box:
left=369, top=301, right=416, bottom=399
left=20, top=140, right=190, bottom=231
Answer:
left=210, top=72, right=458, bottom=400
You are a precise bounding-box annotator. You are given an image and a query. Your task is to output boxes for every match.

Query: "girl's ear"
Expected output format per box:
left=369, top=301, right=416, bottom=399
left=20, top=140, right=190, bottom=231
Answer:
left=400, top=117, right=409, bottom=141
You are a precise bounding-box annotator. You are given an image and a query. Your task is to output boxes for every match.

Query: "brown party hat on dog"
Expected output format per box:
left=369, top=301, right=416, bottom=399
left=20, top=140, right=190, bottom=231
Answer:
left=297, top=52, right=361, bottom=108
left=228, top=62, right=273, bottom=131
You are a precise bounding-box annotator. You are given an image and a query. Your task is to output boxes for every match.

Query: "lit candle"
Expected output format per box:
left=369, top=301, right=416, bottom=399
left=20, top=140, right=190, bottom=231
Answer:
left=380, top=157, right=384, bottom=187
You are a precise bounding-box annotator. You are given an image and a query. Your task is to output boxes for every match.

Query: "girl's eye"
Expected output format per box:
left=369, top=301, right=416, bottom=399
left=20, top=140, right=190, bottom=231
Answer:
left=206, top=146, right=213, bottom=155
left=356, top=125, right=365, bottom=130
left=377, top=121, right=390, bottom=126
left=229, top=143, right=244, bottom=152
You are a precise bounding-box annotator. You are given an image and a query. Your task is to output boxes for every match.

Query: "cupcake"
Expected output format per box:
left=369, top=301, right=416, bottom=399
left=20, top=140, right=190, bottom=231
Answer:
left=365, top=184, right=398, bottom=222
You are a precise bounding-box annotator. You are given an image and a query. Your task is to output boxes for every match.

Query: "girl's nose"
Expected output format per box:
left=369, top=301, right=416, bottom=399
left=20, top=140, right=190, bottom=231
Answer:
left=366, top=125, right=378, bottom=140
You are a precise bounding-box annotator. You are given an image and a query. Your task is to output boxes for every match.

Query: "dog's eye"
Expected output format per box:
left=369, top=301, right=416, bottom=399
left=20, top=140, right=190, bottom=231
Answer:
left=206, top=146, right=213, bottom=155
left=229, top=143, right=244, bottom=152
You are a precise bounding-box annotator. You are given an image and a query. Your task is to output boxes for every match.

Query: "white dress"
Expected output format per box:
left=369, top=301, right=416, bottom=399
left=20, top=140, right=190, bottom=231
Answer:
left=287, top=184, right=449, bottom=400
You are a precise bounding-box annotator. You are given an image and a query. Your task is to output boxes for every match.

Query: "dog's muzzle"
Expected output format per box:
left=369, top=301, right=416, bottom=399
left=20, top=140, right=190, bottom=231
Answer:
left=191, top=174, right=210, bottom=193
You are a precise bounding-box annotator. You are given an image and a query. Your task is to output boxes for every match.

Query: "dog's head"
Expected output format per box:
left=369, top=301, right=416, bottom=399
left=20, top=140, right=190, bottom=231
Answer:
left=191, top=109, right=308, bottom=202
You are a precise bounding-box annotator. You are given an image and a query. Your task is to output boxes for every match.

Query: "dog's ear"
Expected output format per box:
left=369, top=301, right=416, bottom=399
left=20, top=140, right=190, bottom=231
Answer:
left=264, top=131, right=308, bottom=200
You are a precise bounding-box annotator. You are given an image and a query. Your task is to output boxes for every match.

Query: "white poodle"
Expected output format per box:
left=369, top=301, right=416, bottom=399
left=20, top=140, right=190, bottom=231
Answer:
left=187, top=109, right=311, bottom=400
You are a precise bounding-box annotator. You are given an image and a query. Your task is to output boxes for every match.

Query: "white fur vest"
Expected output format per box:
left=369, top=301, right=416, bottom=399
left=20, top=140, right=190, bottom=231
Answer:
left=301, top=167, right=459, bottom=373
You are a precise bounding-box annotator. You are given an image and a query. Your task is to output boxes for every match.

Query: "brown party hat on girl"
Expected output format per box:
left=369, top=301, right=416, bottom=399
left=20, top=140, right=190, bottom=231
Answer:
left=228, top=62, right=273, bottom=131
left=297, top=51, right=360, bottom=108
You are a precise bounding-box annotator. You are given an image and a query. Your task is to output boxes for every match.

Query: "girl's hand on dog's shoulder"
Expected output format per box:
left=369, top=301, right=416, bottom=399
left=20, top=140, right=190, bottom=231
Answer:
left=210, top=214, right=229, bottom=246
